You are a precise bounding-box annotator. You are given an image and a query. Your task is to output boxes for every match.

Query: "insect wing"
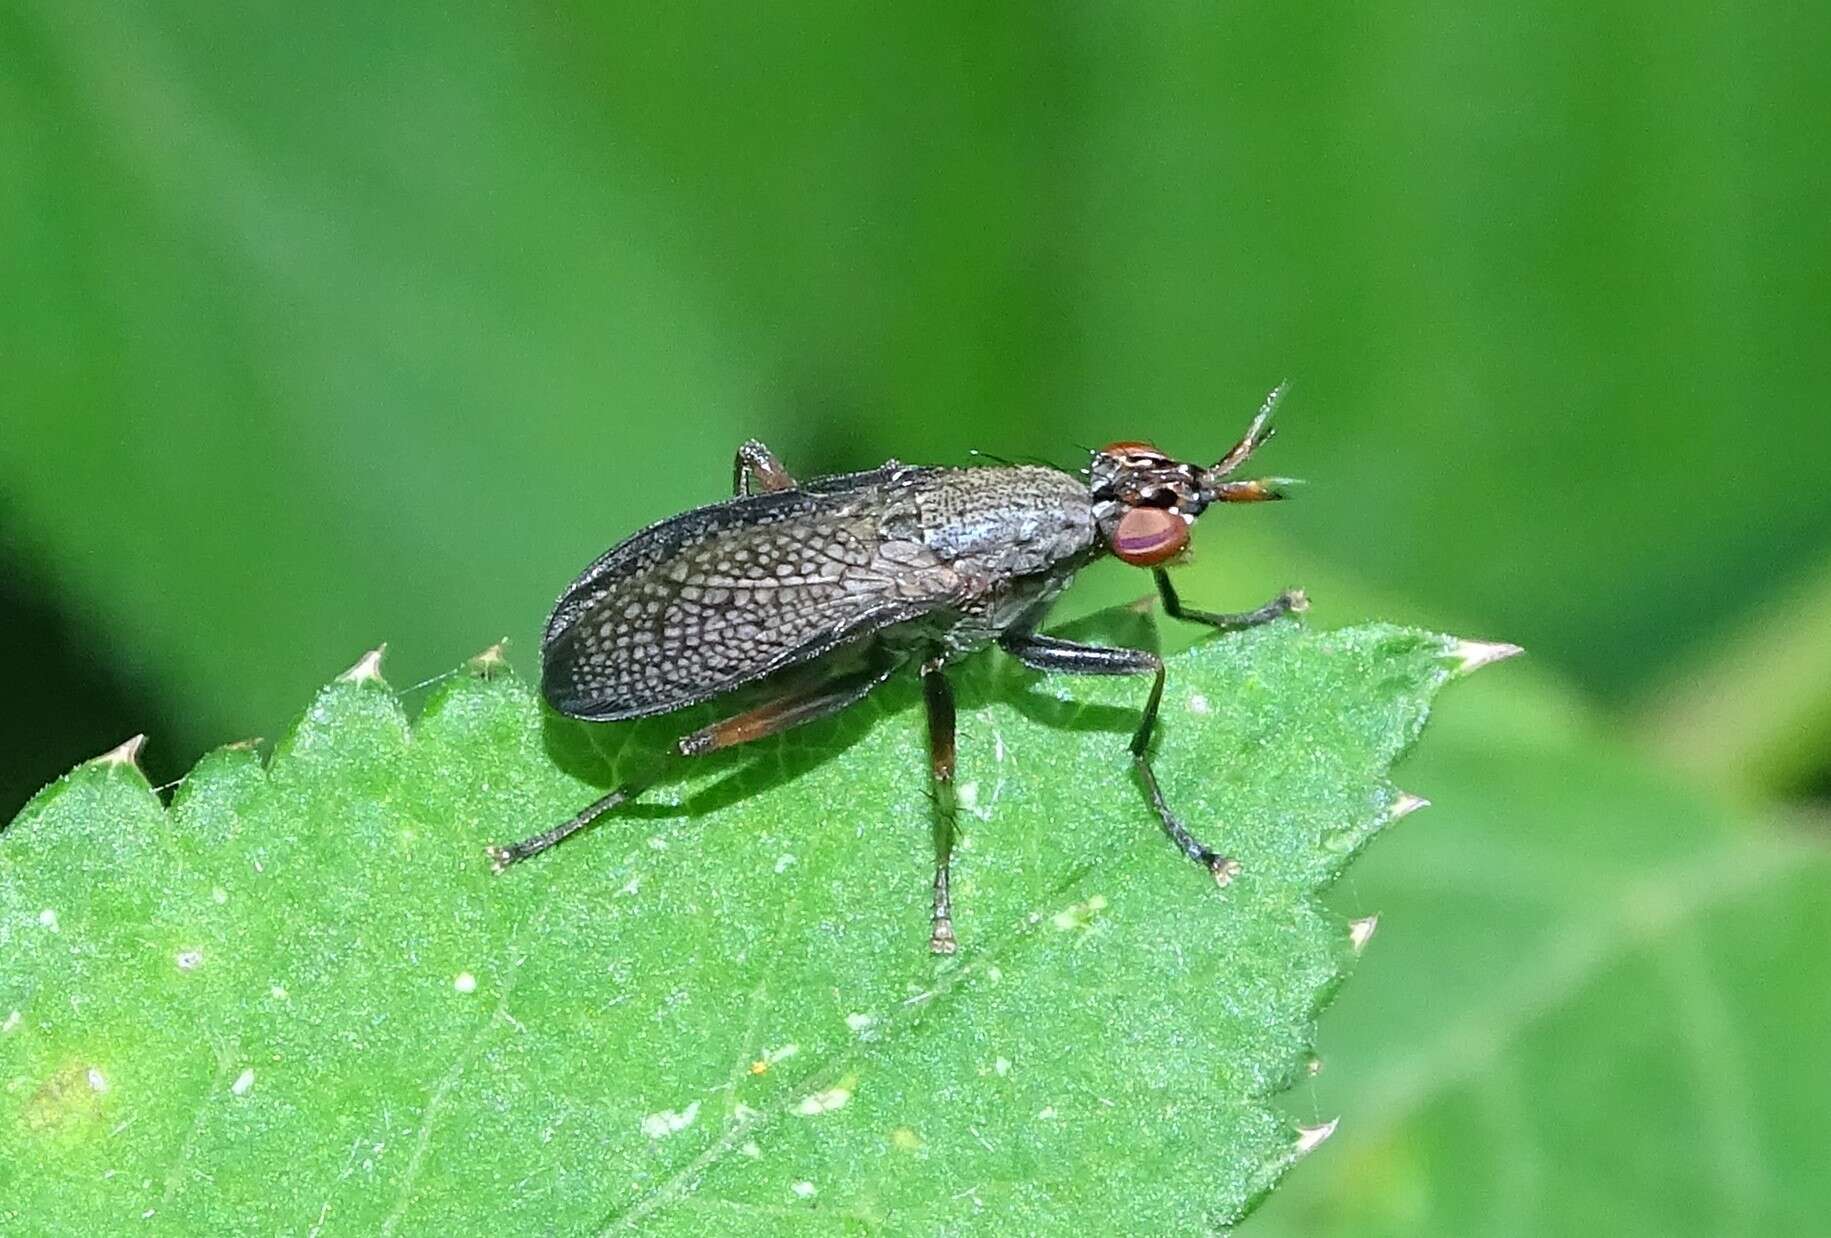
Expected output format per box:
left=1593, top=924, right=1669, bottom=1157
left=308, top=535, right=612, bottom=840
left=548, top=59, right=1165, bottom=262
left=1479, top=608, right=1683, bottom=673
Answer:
left=542, top=479, right=958, bottom=721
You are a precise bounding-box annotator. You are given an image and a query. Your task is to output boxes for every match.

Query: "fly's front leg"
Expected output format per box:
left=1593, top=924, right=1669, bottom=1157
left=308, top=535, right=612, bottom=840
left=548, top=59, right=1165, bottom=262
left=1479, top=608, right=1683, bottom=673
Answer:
left=922, top=663, right=959, bottom=955
left=999, top=632, right=1240, bottom=885
left=489, top=653, right=899, bottom=869
left=1153, top=569, right=1307, bottom=632
left=733, top=439, right=797, bottom=496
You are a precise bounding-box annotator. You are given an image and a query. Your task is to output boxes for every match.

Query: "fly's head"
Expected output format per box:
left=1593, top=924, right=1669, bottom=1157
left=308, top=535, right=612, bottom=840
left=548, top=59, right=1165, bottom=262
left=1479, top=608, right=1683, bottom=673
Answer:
left=1088, top=383, right=1298, bottom=568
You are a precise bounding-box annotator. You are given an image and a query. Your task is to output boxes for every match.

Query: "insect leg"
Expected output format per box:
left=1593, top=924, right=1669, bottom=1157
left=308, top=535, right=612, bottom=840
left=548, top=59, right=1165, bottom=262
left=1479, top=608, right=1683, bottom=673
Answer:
left=732, top=439, right=798, bottom=496
left=999, top=632, right=1240, bottom=885
left=676, top=655, right=901, bottom=756
left=922, top=664, right=959, bottom=955
left=486, top=782, right=651, bottom=871
left=490, top=654, right=901, bottom=871
left=1153, top=570, right=1308, bottom=632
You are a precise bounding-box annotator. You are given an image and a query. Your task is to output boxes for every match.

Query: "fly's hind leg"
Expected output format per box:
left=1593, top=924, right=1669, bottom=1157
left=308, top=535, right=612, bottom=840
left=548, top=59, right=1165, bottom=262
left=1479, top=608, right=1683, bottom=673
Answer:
left=733, top=439, right=797, bottom=496
left=675, top=653, right=899, bottom=756
left=488, top=652, right=900, bottom=870
left=487, top=782, right=650, bottom=871
left=999, top=631, right=1241, bottom=886
left=922, top=663, right=959, bottom=954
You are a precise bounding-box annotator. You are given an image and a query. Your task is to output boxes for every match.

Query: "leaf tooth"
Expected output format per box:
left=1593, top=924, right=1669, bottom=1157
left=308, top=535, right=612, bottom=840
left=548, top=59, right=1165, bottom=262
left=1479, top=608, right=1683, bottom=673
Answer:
left=1294, top=1117, right=1339, bottom=1159
left=1388, top=791, right=1431, bottom=823
left=467, top=637, right=511, bottom=678
left=337, top=643, right=389, bottom=685
left=1448, top=638, right=1524, bottom=676
left=1348, top=914, right=1380, bottom=955
left=92, top=734, right=148, bottom=771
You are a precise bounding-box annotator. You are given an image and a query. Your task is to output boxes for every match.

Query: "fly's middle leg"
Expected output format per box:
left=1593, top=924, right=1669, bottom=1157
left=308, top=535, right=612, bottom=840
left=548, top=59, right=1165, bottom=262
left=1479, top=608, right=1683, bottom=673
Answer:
left=1153, top=569, right=1307, bottom=633
left=733, top=439, right=797, bottom=496
left=922, top=663, right=959, bottom=954
left=999, top=632, right=1241, bottom=886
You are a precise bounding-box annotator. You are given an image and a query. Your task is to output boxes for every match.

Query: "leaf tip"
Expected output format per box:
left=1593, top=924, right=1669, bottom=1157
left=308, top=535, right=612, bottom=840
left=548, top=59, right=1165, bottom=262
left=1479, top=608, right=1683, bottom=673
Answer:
left=1448, top=638, right=1524, bottom=676
left=1348, top=914, right=1380, bottom=955
left=1294, top=1117, right=1339, bottom=1159
left=337, top=643, right=390, bottom=685
left=92, top=733, right=148, bottom=771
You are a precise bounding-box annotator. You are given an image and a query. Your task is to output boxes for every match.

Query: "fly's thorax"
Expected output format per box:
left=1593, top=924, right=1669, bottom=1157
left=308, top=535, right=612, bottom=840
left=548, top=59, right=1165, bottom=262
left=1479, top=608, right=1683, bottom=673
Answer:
left=887, top=466, right=1097, bottom=579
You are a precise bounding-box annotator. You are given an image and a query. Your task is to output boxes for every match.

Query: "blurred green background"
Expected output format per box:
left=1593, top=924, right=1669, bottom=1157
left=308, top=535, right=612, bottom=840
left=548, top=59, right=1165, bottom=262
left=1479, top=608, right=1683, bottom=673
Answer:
left=5, top=1, right=1828, bottom=1232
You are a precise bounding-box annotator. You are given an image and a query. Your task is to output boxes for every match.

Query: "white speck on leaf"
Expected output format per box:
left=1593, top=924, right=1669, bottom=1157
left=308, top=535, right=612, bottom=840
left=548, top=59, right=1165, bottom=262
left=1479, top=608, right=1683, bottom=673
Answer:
left=211, top=887, right=229, bottom=905
left=2, top=1010, right=20, bottom=1034
left=639, top=1100, right=701, bottom=1139
left=740, top=1140, right=762, bottom=1158
left=774, top=853, right=796, bottom=874
left=956, top=781, right=979, bottom=810
left=176, top=950, right=203, bottom=971
left=1038, top=1106, right=1057, bottom=1119
left=454, top=972, right=477, bottom=994
left=38, top=908, right=59, bottom=931
left=87, top=1067, right=109, bottom=1093
left=794, top=1085, right=853, bottom=1116
left=1051, top=894, right=1108, bottom=932
left=994, top=1057, right=1011, bottom=1077
left=791, top=1181, right=816, bottom=1199
left=845, top=1012, right=873, bottom=1033
left=231, top=1068, right=255, bottom=1096
left=1187, top=693, right=1211, bottom=714
left=647, top=835, right=668, bottom=851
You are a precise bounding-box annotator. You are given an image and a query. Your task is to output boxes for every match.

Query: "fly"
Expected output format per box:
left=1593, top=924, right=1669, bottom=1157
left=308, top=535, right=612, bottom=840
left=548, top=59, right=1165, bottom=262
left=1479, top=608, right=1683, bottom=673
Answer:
left=487, top=385, right=1306, bottom=953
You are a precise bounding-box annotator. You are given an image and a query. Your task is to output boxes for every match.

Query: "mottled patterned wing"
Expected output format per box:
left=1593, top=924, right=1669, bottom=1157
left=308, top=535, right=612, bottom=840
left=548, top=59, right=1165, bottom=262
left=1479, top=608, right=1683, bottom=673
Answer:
left=541, top=484, right=961, bottom=721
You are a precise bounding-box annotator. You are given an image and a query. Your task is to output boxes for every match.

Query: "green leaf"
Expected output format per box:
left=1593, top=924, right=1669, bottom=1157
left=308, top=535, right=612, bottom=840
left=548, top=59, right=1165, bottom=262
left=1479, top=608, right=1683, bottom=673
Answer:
left=1, top=619, right=1487, bottom=1232
left=1241, top=666, right=1831, bottom=1237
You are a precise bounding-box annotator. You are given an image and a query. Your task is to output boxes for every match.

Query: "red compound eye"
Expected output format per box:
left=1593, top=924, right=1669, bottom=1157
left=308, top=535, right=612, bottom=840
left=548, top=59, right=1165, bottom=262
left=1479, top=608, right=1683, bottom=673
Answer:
left=1112, top=507, right=1190, bottom=566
